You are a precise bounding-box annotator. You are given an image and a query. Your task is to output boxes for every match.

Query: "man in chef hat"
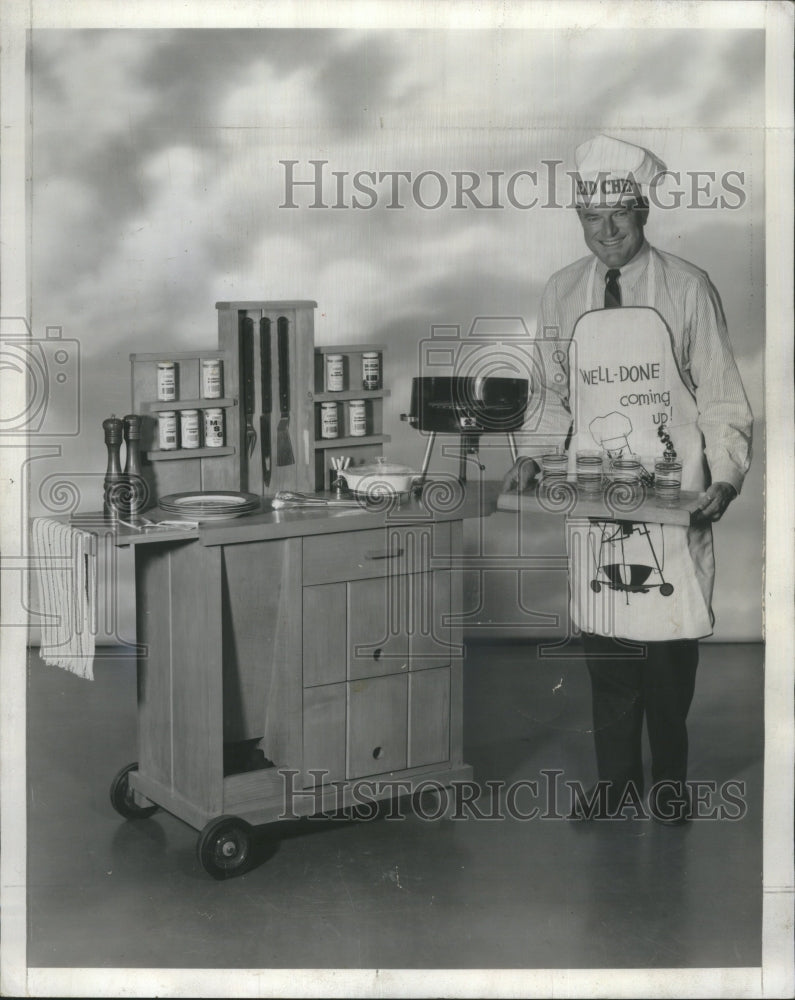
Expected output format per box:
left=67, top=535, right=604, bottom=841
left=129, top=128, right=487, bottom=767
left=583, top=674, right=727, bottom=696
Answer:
left=503, top=134, right=753, bottom=823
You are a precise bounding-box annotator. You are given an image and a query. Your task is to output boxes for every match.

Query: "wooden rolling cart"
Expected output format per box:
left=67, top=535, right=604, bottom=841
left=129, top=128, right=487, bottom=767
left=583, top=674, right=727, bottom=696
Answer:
left=113, top=304, right=489, bottom=880
left=108, top=495, right=485, bottom=879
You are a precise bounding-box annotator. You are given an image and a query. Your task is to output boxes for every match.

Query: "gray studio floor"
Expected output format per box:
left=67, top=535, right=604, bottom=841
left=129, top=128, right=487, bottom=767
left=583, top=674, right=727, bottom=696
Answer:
left=27, top=640, right=763, bottom=970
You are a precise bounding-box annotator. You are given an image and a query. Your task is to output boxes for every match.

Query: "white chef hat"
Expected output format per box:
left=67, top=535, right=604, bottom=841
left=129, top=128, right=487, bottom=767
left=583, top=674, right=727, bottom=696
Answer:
left=589, top=411, right=633, bottom=454
left=573, top=134, right=667, bottom=207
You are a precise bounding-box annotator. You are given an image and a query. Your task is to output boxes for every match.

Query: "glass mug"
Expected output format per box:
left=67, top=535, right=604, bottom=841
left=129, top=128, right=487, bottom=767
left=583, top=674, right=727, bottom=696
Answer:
left=540, top=452, right=569, bottom=478
left=610, top=453, right=642, bottom=482
left=576, top=450, right=604, bottom=495
left=654, top=459, right=682, bottom=505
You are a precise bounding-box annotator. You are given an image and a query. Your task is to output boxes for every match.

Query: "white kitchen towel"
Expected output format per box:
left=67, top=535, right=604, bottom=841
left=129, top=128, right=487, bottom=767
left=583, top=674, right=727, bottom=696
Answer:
left=31, top=517, right=97, bottom=679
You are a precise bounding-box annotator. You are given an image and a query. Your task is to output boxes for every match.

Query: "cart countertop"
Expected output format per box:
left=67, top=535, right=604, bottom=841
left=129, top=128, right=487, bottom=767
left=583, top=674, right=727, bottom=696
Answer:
left=75, top=483, right=502, bottom=548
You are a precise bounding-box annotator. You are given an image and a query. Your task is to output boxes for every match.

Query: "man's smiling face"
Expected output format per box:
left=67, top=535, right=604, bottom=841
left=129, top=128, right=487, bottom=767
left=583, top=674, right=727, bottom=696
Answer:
left=577, top=201, right=648, bottom=268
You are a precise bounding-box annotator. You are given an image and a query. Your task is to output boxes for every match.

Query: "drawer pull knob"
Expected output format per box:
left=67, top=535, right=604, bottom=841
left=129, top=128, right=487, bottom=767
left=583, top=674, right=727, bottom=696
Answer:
left=373, top=648, right=382, bottom=661
left=365, top=547, right=404, bottom=560
left=372, top=747, right=384, bottom=760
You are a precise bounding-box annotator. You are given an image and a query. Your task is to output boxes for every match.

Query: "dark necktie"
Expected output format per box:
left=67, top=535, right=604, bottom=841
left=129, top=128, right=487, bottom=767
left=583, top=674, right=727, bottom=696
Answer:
left=604, top=268, right=622, bottom=308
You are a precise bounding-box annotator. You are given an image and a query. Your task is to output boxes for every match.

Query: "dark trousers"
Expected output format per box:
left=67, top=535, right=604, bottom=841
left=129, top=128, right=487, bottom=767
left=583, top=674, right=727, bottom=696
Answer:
left=582, top=633, right=699, bottom=801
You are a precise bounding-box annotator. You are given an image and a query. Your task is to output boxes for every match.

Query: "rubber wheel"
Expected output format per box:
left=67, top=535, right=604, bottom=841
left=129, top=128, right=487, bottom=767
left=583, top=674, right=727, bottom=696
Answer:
left=590, top=580, right=602, bottom=593
left=412, top=786, right=447, bottom=819
left=197, top=815, right=254, bottom=880
left=659, top=582, right=674, bottom=597
left=109, top=762, right=159, bottom=819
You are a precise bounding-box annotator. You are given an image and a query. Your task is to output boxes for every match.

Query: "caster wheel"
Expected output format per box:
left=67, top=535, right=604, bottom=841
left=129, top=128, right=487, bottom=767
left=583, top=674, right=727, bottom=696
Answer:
left=197, top=815, right=254, bottom=880
left=109, top=762, right=159, bottom=819
left=659, top=583, right=674, bottom=597
left=590, top=580, right=602, bottom=593
left=412, top=785, right=448, bottom=819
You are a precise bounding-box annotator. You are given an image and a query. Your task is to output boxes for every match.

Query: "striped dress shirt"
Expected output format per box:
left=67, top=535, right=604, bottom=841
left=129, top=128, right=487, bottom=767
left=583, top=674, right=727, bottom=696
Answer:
left=520, top=240, right=753, bottom=494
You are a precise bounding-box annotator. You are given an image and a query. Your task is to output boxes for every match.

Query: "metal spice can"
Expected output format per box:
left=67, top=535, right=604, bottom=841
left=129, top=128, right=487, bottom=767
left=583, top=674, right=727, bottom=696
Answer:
left=157, top=361, right=176, bottom=401
left=201, top=358, right=223, bottom=399
left=320, top=401, right=339, bottom=439
left=349, top=399, right=367, bottom=436
left=362, top=352, right=380, bottom=390
left=326, top=354, right=344, bottom=392
left=180, top=409, right=201, bottom=449
left=158, top=410, right=178, bottom=450
left=203, top=407, right=224, bottom=447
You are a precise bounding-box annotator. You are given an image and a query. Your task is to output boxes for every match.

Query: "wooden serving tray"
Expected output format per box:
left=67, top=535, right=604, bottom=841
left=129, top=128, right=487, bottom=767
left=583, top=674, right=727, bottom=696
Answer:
left=496, top=478, right=705, bottom=526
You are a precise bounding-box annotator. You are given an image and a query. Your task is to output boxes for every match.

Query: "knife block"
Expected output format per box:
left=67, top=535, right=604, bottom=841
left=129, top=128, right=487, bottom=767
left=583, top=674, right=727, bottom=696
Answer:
left=216, top=301, right=317, bottom=496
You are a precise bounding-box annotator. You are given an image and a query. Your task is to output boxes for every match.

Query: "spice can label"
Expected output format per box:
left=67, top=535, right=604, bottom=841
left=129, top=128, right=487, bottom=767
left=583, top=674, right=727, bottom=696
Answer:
left=349, top=400, right=367, bottom=436
left=362, top=353, right=380, bottom=390
left=158, top=411, right=178, bottom=450
left=203, top=408, right=224, bottom=447
left=320, top=402, right=339, bottom=439
left=201, top=359, right=223, bottom=399
left=326, top=355, right=344, bottom=392
left=157, top=362, right=176, bottom=401
left=180, top=409, right=201, bottom=449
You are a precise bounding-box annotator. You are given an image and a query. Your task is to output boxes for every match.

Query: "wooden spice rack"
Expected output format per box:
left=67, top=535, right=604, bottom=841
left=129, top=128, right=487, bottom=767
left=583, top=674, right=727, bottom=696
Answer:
left=130, top=349, right=239, bottom=498
left=313, top=344, right=390, bottom=491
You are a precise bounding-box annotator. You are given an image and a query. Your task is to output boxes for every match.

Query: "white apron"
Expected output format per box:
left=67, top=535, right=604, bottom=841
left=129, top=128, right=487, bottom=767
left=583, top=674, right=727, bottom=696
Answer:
left=566, top=255, right=714, bottom=641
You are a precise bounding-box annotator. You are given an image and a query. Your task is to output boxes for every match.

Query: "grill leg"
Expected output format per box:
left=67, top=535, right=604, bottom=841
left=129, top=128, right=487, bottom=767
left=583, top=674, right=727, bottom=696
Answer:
left=419, top=432, right=436, bottom=485
left=507, top=432, right=519, bottom=463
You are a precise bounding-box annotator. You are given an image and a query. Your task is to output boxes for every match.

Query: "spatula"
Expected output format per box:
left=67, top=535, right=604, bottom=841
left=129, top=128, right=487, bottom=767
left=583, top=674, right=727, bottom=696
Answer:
left=276, top=317, right=295, bottom=466
left=259, top=317, right=272, bottom=489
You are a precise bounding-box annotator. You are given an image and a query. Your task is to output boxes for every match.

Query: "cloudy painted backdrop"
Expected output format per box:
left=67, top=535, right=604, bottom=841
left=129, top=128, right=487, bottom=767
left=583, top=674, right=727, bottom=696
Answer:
left=29, top=28, right=765, bottom=640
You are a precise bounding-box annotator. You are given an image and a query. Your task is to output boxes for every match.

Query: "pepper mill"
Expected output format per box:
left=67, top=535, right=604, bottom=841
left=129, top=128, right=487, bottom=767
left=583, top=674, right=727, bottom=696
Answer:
left=103, top=414, right=124, bottom=519
left=123, top=413, right=146, bottom=517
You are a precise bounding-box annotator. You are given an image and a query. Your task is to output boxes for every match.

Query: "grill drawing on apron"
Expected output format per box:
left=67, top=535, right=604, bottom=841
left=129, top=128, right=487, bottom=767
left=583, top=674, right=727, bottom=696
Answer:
left=589, top=520, right=674, bottom=600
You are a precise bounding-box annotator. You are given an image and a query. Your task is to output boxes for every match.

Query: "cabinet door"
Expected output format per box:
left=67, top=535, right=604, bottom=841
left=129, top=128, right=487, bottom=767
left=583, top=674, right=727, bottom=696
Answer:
left=347, top=674, right=408, bottom=779
left=302, top=683, right=346, bottom=787
left=347, top=576, right=409, bottom=680
left=408, top=666, right=451, bottom=768
left=303, top=583, right=346, bottom=686
left=409, top=570, right=456, bottom=671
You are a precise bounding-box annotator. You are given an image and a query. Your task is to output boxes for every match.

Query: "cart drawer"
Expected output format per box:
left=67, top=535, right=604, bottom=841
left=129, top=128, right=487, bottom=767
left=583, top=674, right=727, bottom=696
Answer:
left=347, top=674, right=408, bottom=779
left=302, top=523, right=451, bottom=586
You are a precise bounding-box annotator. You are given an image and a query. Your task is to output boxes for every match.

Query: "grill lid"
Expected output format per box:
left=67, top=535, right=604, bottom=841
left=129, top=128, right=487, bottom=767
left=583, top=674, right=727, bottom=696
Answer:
left=405, top=376, right=529, bottom=433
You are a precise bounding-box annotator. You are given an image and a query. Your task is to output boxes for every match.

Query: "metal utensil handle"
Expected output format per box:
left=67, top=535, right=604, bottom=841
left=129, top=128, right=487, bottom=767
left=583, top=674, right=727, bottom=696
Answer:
left=241, top=316, right=257, bottom=457
left=277, top=317, right=290, bottom=416
left=365, top=548, right=405, bottom=560
left=241, top=316, right=255, bottom=416
left=260, top=317, right=272, bottom=412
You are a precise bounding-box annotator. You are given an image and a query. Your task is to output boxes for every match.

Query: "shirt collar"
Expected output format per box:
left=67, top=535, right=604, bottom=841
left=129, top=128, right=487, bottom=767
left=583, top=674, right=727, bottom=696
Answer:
left=594, top=240, right=651, bottom=293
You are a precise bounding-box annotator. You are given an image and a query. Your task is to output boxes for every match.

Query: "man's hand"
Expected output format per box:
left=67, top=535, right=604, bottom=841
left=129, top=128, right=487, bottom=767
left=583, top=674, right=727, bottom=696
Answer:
left=501, top=457, right=540, bottom=494
left=694, top=482, right=737, bottom=523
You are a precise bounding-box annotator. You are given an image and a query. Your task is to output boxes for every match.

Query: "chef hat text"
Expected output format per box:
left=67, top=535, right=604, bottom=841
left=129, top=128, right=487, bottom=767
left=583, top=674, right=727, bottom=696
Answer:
left=574, top=134, right=667, bottom=207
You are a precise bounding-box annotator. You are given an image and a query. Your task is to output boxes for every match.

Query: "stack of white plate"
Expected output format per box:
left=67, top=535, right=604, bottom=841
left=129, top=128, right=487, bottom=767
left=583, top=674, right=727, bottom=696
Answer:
left=158, top=491, right=261, bottom=521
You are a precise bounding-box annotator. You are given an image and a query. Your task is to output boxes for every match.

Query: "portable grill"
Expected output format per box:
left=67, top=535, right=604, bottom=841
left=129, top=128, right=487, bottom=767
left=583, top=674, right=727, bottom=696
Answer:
left=401, top=376, right=529, bottom=482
